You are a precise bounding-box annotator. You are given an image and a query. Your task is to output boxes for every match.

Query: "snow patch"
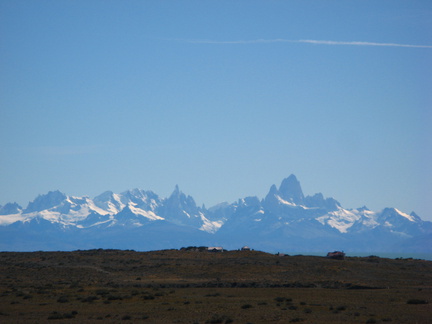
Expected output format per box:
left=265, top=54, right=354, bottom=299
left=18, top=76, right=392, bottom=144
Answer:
left=316, top=208, right=361, bottom=233
left=0, top=213, right=27, bottom=226
left=87, top=200, right=111, bottom=215
left=384, top=221, right=393, bottom=227
left=39, top=210, right=62, bottom=223
left=276, top=195, right=311, bottom=209
left=128, top=204, right=164, bottom=221
left=394, top=208, right=416, bottom=222
left=199, top=213, right=222, bottom=233
left=276, top=196, right=296, bottom=207
left=183, top=211, right=191, bottom=218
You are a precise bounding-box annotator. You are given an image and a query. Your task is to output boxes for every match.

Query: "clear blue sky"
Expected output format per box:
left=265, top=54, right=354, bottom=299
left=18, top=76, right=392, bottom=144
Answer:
left=1, top=1, right=431, bottom=220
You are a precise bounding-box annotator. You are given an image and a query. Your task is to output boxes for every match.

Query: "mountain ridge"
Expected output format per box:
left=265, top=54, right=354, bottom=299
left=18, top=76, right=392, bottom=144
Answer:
left=1, top=174, right=431, bottom=254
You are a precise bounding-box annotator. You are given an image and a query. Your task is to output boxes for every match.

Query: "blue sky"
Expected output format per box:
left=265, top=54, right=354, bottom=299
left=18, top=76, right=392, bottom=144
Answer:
left=1, top=1, right=431, bottom=220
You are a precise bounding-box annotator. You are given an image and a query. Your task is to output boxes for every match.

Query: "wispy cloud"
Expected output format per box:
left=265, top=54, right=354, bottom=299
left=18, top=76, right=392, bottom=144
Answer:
left=175, top=38, right=432, bottom=48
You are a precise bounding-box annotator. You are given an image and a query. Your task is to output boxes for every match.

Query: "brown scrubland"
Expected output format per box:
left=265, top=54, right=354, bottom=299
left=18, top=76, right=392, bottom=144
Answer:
left=0, top=249, right=431, bottom=323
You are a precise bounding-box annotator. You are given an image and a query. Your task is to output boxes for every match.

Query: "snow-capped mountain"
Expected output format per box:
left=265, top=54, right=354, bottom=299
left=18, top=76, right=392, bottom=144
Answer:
left=0, top=187, right=220, bottom=230
left=1, top=175, right=431, bottom=254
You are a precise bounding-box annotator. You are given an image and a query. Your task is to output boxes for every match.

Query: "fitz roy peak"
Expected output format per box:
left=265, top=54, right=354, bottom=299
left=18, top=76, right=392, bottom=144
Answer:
left=1, top=175, right=431, bottom=254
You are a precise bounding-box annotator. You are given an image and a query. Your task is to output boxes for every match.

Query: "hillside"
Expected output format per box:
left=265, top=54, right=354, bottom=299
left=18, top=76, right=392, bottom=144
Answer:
left=0, top=249, right=431, bottom=323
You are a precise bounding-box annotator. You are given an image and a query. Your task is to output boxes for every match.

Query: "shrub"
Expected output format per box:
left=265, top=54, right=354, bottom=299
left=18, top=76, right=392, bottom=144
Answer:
left=95, top=289, right=110, bottom=296
left=57, top=296, right=69, bottom=303
left=69, top=282, right=81, bottom=288
left=274, top=296, right=292, bottom=303
left=407, top=299, right=428, bottom=304
left=241, top=304, right=253, bottom=309
left=107, top=295, right=123, bottom=301
left=48, top=312, right=64, bottom=320
left=205, top=293, right=221, bottom=297
left=142, top=295, right=155, bottom=300
left=205, top=314, right=233, bottom=323
left=48, top=311, right=77, bottom=320
left=81, top=296, right=99, bottom=303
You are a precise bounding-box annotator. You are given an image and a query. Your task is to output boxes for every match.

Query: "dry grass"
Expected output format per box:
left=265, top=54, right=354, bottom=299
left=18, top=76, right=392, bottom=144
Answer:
left=0, top=249, right=431, bottom=323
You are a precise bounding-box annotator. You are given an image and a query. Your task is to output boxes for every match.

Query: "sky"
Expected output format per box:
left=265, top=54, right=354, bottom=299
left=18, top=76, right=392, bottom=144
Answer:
left=1, top=1, right=431, bottom=220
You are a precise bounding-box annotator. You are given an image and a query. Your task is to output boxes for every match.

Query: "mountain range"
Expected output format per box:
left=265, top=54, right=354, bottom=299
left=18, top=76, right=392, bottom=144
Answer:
left=1, top=175, right=431, bottom=254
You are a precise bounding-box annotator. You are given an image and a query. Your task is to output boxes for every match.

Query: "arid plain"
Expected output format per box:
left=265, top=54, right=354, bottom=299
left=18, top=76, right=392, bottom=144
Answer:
left=0, top=249, right=431, bottom=323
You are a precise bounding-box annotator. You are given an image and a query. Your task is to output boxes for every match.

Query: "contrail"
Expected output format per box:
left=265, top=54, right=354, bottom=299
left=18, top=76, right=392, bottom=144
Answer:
left=176, top=38, right=432, bottom=48
left=298, top=39, right=432, bottom=48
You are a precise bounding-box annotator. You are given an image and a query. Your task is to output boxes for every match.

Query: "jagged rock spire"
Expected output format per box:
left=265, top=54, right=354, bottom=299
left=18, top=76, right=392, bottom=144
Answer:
left=278, top=174, right=304, bottom=205
left=24, top=190, right=67, bottom=213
